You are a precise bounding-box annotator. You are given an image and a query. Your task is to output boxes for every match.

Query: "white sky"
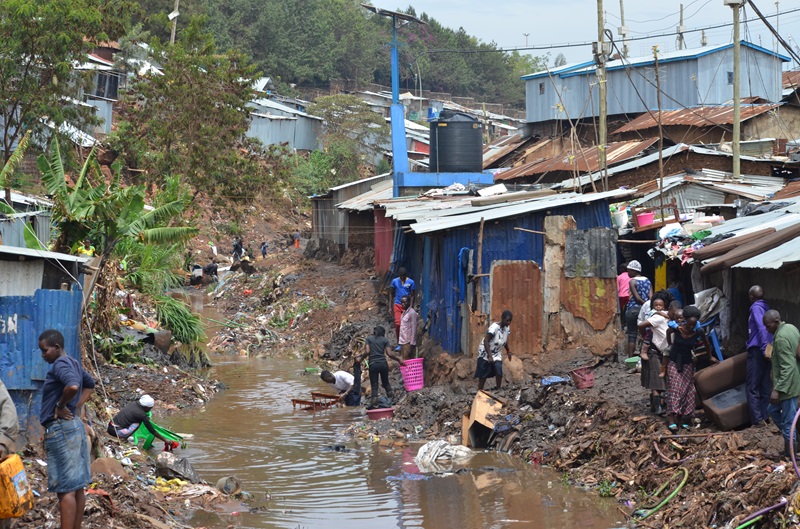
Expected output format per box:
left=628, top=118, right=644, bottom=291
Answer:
left=375, top=1, right=800, bottom=70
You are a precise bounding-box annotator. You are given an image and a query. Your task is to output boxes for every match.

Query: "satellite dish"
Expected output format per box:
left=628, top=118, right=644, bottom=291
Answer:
left=168, top=10, right=180, bottom=21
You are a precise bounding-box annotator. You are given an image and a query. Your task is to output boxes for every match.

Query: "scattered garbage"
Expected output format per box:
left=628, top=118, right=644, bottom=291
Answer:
left=215, top=476, right=242, bottom=495
left=155, top=452, right=200, bottom=484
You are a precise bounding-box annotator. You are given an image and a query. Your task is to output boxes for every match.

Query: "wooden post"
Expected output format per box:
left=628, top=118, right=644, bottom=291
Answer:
left=476, top=217, right=485, bottom=311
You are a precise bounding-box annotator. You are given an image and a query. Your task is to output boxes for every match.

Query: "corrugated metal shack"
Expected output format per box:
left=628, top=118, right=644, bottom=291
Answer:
left=523, top=42, right=789, bottom=129
left=650, top=200, right=800, bottom=355
left=310, top=174, right=392, bottom=258
left=0, top=211, right=51, bottom=249
left=375, top=189, right=633, bottom=358
left=0, top=245, right=90, bottom=444
left=247, top=98, right=322, bottom=151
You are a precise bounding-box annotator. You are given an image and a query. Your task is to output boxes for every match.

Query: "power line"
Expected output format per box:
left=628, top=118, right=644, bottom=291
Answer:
left=416, top=6, right=800, bottom=58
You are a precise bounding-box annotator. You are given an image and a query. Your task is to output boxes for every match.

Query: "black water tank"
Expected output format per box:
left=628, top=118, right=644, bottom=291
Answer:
left=429, top=110, right=483, bottom=173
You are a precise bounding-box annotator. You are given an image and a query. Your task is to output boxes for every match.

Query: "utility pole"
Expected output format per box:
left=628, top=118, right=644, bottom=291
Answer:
left=654, top=47, right=665, bottom=215
left=676, top=4, right=687, bottom=50
left=523, top=33, right=530, bottom=47
left=595, top=0, right=609, bottom=191
left=618, top=0, right=629, bottom=58
left=775, top=1, right=780, bottom=54
left=726, top=0, right=743, bottom=178
left=169, top=0, right=180, bottom=45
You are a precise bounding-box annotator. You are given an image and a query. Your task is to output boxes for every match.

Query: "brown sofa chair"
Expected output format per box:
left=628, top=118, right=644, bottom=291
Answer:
left=693, top=352, right=750, bottom=431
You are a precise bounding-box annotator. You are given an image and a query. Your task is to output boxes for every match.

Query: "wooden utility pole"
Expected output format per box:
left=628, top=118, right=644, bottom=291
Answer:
left=618, top=0, right=629, bottom=58
left=596, top=0, right=608, bottom=191
left=728, top=0, right=743, bottom=178
left=654, top=48, right=665, bottom=214
left=677, top=4, right=687, bottom=49
left=169, top=0, right=180, bottom=45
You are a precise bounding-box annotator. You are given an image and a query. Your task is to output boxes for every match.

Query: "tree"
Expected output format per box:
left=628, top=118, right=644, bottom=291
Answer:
left=120, top=17, right=258, bottom=200
left=38, top=137, right=197, bottom=258
left=554, top=53, right=568, bottom=67
left=0, top=0, right=132, bottom=164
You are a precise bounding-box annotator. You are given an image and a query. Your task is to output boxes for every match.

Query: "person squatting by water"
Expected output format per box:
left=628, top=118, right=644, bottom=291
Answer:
left=746, top=285, right=772, bottom=427
left=763, top=309, right=800, bottom=457
left=320, top=368, right=362, bottom=406
left=108, top=394, right=179, bottom=451
left=39, top=329, right=95, bottom=529
left=390, top=267, right=416, bottom=341
left=356, top=326, right=405, bottom=407
left=474, top=310, right=513, bottom=391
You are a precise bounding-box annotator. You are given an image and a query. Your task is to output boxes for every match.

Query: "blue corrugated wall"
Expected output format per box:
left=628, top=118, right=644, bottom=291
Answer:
left=410, top=200, right=612, bottom=354
left=0, top=288, right=84, bottom=442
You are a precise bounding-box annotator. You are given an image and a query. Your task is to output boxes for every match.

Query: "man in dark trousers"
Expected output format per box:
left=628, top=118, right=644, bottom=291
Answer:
left=746, top=285, right=771, bottom=427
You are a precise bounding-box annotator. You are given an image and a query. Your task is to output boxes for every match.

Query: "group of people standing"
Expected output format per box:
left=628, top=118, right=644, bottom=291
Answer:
left=621, top=261, right=711, bottom=431
left=745, top=286, right=800, bottom=457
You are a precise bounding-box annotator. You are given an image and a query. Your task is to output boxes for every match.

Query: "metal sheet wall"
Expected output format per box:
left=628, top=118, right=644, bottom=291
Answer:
left=0, top=288, right=83, bottom=442
left=424, top=199, right=611, bottom=353
left=0, top=218, right=26, bottom=248
left=374, top=209, right=394, bottom=276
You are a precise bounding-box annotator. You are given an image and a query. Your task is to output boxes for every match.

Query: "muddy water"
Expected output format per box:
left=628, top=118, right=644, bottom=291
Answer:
left=161, top=292, right=624, bottom=529
left=160, top=356, right=623, bottom=529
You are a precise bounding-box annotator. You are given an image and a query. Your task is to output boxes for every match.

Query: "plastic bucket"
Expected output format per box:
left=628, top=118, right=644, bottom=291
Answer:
left=637, top=212, right=655, bottom=226
left=0, top=454, right=34, bottom=518
left=399, top=358, right=425, bottom=391
left=569, top=367, right=595, bottom=389
left=612, top=209, right=628, bottom=228
left=215, top=476, right=242, bottom=495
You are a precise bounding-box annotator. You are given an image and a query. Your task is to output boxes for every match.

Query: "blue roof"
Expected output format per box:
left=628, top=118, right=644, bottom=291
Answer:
left=523, top=42, right=790, bottom=82
left=558, top=41, right=790, bottom=80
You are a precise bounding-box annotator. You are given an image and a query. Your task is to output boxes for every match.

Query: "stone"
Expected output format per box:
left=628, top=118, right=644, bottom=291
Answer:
left=90, top=457, right=130, bottom=481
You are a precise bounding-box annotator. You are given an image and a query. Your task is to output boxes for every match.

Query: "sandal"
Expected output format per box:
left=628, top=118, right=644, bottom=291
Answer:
left=668, top=423, right=679, bottom=432
left=681, top=423, right=690, bottom=430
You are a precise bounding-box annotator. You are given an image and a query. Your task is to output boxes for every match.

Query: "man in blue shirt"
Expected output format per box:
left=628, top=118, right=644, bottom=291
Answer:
left=746, top=285, right=771, bottom=427
left=39, top=329, right=95, bottom=529
left=390, top=267, right=415, bottom=340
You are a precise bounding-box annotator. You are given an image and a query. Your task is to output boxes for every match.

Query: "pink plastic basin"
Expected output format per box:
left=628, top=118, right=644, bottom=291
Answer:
left=366, top=407, right=394, bottom=420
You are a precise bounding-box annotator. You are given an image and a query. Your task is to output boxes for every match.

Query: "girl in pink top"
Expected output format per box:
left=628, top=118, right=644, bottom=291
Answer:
left=617, top=263, right=631, bottom=314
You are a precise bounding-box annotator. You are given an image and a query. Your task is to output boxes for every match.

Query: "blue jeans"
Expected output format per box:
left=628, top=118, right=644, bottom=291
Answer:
left=768, top=396, right=799, bottom=442
left=44, top=418, right=91, bottom=493
left=746, top=346, right=771, bottom=424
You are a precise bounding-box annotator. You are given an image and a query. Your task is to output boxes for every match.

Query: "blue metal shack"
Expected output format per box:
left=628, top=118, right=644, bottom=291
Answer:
left=0, top=245, right=90, bottom=444
left=387, top=190, right=629, bottom=355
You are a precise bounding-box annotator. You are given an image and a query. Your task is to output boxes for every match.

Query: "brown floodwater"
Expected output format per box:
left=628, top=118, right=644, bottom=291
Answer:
left=159, top=290, right=626, bottom=529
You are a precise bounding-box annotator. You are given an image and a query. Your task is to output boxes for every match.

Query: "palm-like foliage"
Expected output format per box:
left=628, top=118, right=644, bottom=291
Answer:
left=38, top=137, right=198, bottom=257
left=0, top=130, right=45, bottom=250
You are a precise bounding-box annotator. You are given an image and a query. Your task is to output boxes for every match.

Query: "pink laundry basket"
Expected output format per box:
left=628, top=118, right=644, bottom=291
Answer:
left=399, top=358, right=425, bottom=391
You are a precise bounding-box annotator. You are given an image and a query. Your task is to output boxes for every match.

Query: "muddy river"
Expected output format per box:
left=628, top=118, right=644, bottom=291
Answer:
left=159, top=354, right=624, bottom=529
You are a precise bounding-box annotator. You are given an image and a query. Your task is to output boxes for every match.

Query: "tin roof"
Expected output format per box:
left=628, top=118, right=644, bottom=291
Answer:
left=336, top=180, right=393, bottom=211
left=783, top=70, right=800, bottom=89
left=408, top=189, right=634, bottom=234
left=614, top=103, right=780, bottom=134
left=494, top=138, right=658, bottom=182
left=0, top=245, right=91, bottom=263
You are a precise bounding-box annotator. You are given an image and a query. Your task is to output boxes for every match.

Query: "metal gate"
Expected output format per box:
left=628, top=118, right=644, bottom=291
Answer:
left=490, top=260, right=542, bottom=356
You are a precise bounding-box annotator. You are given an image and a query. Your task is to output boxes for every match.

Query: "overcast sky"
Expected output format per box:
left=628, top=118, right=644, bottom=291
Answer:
left=374, top=1, right=800, bottom=70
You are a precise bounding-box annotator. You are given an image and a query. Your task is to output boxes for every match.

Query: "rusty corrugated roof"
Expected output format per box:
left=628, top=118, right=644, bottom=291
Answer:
left=784, top=70, right=800, bottom=89
left=773, top=180, right=800, bottom=199
left=614, top=104, right=779, bottom=134
left=494, top=138, right=658, bottom=182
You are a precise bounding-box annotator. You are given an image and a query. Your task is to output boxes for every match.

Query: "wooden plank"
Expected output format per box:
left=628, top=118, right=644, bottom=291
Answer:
left=470, top=189, right=556, bottom=207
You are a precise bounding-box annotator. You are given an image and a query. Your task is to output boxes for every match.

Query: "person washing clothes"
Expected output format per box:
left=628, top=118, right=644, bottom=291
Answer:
left=320, top=369, right=361, bottom=406
left=746, top=285, right=772, bottom=427
left=108, top=395, right=179, bottom=451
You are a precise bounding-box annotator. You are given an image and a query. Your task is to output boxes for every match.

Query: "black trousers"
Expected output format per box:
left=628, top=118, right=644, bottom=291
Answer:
left=369, top=363, right=392, bottom=400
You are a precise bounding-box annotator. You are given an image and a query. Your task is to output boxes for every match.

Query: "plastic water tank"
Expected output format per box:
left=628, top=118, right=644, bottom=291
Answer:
left=429, top=110, right=483, bottom=173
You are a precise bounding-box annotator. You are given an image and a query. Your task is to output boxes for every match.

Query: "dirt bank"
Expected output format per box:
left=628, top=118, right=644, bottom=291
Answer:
left=349, top=355, right=796, bottom=528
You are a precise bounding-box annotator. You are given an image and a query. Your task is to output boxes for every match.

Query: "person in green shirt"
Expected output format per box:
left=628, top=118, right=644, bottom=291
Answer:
left=764, top=309, right=800, bottom=457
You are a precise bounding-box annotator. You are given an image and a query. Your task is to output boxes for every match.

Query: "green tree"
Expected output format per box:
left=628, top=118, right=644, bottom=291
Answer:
left=38, top=138, right=198, bottom=258
left=0, top=0, right=132, bottom=163
left=120, top=17, right=258, bottom=200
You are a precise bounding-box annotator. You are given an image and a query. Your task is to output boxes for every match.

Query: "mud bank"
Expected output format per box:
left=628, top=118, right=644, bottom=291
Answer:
left=354, top=358, right=799, bottom=528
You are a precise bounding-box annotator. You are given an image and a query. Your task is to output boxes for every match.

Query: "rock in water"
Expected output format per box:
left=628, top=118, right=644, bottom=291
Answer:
left=155, top=452, right=200, bottom=483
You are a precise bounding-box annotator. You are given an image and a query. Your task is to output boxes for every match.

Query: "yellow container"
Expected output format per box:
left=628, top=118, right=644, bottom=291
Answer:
left=0, top=454, right=34, bottom=518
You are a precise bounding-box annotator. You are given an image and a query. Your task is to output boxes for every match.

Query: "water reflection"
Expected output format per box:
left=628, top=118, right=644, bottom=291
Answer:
left=160, top=356, right=623, bottom=529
